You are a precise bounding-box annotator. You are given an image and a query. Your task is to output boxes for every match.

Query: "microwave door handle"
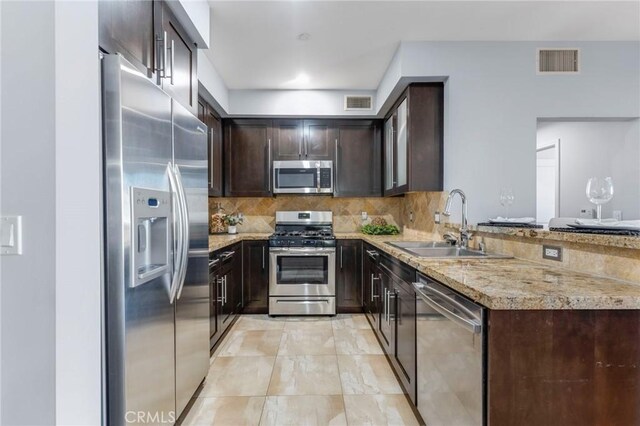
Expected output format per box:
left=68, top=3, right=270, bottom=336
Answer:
left=317, top=166, right=321, bottom=192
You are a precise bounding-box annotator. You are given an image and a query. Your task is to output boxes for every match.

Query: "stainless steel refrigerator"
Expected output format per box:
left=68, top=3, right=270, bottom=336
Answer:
left=102, top=54, right=209, bottom=425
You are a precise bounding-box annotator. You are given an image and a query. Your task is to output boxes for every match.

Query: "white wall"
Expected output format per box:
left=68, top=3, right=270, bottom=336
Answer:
left=1, top=2, right=56, bottom=424
left=198, top=50, right=230, bottom=114
left=54, top=2, right=103, bottom=425
left=377, top=41, right=640, bottom=223
left=228, top=89, right=377, bottom=116
left=537, top=119, right=640, bottom=220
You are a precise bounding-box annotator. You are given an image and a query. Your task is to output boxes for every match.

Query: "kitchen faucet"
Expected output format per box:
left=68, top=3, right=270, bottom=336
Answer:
left=442, top=189, right=472, bottom=249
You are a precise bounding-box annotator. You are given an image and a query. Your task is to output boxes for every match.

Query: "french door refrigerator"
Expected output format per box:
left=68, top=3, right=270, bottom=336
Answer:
left=102, top=54, right=209, bottom=425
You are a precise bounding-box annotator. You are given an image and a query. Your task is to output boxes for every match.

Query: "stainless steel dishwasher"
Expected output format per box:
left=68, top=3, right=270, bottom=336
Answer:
left=413, top=273, right=485, bottom=426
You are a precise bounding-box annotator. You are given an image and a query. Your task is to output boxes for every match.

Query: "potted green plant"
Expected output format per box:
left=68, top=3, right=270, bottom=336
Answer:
left=223, top=213, right=244, bottom=234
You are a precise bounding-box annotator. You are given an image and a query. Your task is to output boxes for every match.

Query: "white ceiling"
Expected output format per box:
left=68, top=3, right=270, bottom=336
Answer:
left=206, top=1, right=640, bottom=90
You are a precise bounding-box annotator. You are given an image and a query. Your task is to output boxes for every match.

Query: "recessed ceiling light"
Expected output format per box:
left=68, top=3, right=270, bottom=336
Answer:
left=296, top=33, right=311, bottom=42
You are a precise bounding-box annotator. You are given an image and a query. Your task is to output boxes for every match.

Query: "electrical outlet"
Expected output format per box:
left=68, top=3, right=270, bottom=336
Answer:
left=542, top=245, right=562, bottom=262
left=409, top=211, right=414, bottom=222
left=613, top=210, right=623, bottom=221
left=361, top=212, right=368, bottom=221
left=434, top=211, right=441, bottom=224
left=579, top=208, right=595, bottom=219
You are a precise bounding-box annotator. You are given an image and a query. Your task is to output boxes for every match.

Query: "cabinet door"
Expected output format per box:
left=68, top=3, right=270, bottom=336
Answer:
left=99, top=0, right=155, bottom=78
left=242, top=241, right=269, bottom=314
left=225, top=119, right=273, bottom=196
left=303, top=120, right=335, bottom=160
left=206, top=109, right=223, bottom=197
left=272, top=119, right=303, bottom=161
left=231, top=248, right=243, bottom=314
left=336, top=240, right=363, bottom=313
left=363, top=248, right=380, bottom=328
left=378, top=267, right=395, bottom=354
left=396, top=98, right=408, bottom=188
left=209, top=268, right=220, bottom=346
left=394, top=281, right=417, bottom=404
left=157, top=2, right=197, bottom=115
left=384, top=116, right=395, bottom=192
left=334, top=121, right=382, bottom=197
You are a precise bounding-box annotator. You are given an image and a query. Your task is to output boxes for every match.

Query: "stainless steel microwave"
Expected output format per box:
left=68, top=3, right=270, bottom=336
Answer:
left=273, top=160, right=333, bottom=194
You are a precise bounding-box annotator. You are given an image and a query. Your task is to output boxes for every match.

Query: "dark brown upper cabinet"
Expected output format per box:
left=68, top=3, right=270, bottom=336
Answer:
left=383, top=83, right=444, bottom=196
left=155, top=2, right=198, bottom=115
left=99, top=0, right=156, bottom=78
left=272, top=119, right=304, bottom=160
left=99, top=1, right=198, bottom=115
left=272, top=120, right=335, bottom=161
left=334, top=120, right=382, bottom=197
left=198, top=97, right=223, bottom=197
left=224, top=119, right=273, bottom=197
left=304, top=120, right=335, bottom=160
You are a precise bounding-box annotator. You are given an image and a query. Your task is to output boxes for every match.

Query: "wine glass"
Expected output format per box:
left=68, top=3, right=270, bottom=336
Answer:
left=499, top=189, right=515, bottom=219
left=586, top=177, right=614, bottom=223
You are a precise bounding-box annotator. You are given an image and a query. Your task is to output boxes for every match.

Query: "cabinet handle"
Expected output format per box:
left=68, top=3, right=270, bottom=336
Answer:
left=385, top=290, right=389, bottom=323
left=340, top=246, right=343, bottom=269
left=169, top=39, right=175, bottom=85
left=223, top=276, right=227, bottom=305
left=155, top=33, right=166, bottom=82
left=334, top=138, right=338, bottom=192
left=262, top=245, right=265, bottom=270
left=209, top=129, right=214, bottom=188
left=267, top=138, right=272, bottom=192
left=371, top=274, right=380, bottom=301
left=388, top=291, right=396, bottom=325
left=218, top=276, right=224, bottom=304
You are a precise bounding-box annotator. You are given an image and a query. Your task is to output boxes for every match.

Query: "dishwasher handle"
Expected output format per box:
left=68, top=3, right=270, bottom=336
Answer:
left=413, top=282, right=482, bottom=334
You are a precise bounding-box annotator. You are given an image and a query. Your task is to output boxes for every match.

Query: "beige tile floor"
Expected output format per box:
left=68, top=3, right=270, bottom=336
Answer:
left=181, top=314, right=420, bottom=426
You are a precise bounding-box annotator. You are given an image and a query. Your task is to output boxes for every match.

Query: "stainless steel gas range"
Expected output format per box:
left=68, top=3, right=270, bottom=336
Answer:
left=268, top=211, right=336, bottom=316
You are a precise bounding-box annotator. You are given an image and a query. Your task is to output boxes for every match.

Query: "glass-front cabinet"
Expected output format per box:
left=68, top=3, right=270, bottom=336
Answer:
left=382, top=84, right=444, bottom=196
left=396, top=99, right=408, bottom=188
left=384, top=116, right=395, bottom=191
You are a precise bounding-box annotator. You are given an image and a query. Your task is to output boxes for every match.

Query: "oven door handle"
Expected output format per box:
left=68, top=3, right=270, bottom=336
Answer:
left=270, top=248, right=336, bottom=254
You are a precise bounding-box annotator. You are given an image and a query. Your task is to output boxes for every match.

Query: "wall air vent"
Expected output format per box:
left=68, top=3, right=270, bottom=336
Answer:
left=344, top=95, right=373, bottom=111
left=537, top=48, right=580, bottom=73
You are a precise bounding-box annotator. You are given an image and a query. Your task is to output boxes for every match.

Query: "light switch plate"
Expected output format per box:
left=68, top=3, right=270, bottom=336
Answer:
left=1, top=216, right=23, bottom=255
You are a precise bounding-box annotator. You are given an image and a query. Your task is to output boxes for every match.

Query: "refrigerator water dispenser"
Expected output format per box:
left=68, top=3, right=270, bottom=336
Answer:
left=130, top=187, right=171, bottom=287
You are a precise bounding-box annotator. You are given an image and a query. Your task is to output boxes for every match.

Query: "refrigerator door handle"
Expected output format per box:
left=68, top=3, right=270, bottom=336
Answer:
left=174, top=165, right=190, bottom=300
left=167, top=162, right=183, bottom=304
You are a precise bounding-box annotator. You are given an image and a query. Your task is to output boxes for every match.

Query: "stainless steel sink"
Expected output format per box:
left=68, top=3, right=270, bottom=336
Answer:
left=386, top=241, right=454, bottom=249
left=385, top=241, right=511, bottom=259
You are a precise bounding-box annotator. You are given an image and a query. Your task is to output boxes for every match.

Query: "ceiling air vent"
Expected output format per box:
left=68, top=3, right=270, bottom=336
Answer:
left=344, top=95, right=373, bottom=111
left=537, top=48, right=580, bottom=73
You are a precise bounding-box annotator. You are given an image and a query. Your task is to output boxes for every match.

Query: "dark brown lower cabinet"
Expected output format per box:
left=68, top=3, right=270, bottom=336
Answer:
left=209, top=243, right=242, bottom=350
left=394, top=279, right=417, bottom=404
left=336, top=240, right=363, bottom=313
left=242, top=240, right=269, bottom=314
left=488, top=310, right=640, bottom=425
left=366, top=251, right=417, bottom=405
left=362, top=245, right=381, bottom=329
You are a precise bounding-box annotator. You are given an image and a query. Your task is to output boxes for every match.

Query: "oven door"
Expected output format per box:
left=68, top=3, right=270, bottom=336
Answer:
left=269, top=247, right=336, bottom=296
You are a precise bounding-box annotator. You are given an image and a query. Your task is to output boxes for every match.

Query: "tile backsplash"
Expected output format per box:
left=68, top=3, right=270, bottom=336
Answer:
left=209, top=196, right=403, bottom=233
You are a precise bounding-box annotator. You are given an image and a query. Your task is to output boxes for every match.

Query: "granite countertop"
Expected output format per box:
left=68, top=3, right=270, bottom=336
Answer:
left=462, top=223, right=640, bottom=250
left=209, top=232, right=640, bottom=310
